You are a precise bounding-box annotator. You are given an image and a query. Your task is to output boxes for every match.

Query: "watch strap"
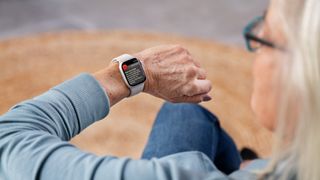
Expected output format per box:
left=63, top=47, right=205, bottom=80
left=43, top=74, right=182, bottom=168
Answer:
left=112, top=54, right=145, bottom=97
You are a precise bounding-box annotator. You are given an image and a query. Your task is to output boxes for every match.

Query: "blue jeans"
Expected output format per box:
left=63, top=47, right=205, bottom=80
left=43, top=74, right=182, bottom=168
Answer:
left=141, top=102, right=242, bottom=175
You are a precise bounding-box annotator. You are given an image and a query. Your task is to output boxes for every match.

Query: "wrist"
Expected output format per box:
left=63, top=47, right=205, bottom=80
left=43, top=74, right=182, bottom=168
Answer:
left=133, top=53, right=153, bottom=94
left=93, top=62, right=130, bottom=106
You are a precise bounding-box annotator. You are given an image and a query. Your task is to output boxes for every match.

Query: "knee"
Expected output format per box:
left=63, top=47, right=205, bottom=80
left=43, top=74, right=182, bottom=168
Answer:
left=161, top=102, right=220, bottom=124
left=162, top=102, right=202, bottom=112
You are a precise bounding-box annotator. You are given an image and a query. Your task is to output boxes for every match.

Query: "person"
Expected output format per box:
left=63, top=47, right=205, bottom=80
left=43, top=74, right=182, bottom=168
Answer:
left=0, top=0, right=319, bottom=179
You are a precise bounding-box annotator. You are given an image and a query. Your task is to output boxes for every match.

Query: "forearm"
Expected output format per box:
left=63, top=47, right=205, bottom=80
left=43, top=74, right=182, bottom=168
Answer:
left=0, top=73, right=111, bottom=179
left=0, top=74, right=110, bottom=141
left=93, top=62, right=130, bottom=107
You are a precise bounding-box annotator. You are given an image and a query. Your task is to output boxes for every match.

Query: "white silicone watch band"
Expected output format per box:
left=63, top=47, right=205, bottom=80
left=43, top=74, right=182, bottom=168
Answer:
left=112, top=54, right=145, bottom=97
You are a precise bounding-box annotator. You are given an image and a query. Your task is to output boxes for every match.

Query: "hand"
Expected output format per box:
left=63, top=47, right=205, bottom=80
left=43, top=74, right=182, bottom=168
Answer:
left=135, top=45, right=212, bottom=103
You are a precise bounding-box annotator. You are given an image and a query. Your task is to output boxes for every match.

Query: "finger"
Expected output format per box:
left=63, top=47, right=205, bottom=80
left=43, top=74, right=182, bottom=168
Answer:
left=202, top=94, right=212, bottom=101
left=193, top=59, right=201, bottom=68
left=197, top=68, right=207, bottom=80
left=193, top=79, right=212, bottom=95
left=181, top=79, right=212, bottom=97
left=181, top=94, right=212, bottom=103
left=185, top=52, right=201, bottom=68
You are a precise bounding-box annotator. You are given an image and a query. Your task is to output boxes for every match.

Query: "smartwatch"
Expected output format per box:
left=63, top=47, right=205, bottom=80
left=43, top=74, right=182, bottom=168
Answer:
left=112, top=54, right=146, bottom=97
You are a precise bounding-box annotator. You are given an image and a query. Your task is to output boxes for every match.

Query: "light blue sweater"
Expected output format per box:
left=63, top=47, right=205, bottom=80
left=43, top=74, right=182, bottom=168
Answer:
left=0, top=73, right=267, bottom=180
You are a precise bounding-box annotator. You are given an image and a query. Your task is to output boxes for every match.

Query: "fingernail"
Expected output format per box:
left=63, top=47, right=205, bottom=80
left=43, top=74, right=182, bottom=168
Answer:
left=202, top=95, right=212, bottom=102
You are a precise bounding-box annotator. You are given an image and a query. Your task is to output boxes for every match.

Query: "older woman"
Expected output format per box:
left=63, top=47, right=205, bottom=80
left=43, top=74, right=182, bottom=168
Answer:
left=0, top=0, right=318, bottom=179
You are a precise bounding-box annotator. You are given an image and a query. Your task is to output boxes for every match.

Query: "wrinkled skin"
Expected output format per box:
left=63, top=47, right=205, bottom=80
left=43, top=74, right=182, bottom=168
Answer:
left=135, top=45, right=212, bottom=103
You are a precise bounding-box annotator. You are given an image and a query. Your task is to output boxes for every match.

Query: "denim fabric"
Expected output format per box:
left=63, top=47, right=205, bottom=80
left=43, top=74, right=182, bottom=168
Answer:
left=142, top=102, right=242, bottom=174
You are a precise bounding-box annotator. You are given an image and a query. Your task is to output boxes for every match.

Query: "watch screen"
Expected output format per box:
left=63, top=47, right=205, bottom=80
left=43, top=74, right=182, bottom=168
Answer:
left=122, top=58, right=146, bottom=86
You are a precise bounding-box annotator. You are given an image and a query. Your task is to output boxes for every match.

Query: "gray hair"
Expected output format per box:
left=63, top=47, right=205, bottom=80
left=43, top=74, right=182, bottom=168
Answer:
left=262, top=0, right=320, bottom=179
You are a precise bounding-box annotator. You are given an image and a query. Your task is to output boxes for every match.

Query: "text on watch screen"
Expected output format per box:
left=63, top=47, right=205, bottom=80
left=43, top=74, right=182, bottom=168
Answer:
left=122, top=59, right=146, bottom=86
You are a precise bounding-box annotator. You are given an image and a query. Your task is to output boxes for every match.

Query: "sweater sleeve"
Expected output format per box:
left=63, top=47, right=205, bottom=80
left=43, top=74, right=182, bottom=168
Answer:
left=0, top=73, right=222, bottom=180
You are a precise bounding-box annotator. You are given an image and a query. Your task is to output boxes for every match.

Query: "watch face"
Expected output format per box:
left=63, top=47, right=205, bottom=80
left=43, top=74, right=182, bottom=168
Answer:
left=122, top=58, right=146, bottom=86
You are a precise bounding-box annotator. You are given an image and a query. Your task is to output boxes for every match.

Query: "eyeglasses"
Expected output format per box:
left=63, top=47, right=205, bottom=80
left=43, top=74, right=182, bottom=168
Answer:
left=243, top=16, right=277, bottom=52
